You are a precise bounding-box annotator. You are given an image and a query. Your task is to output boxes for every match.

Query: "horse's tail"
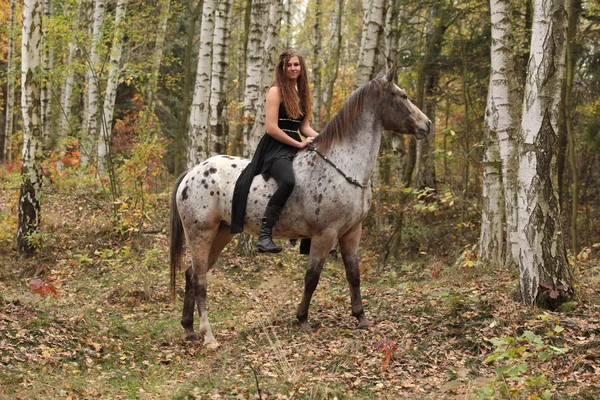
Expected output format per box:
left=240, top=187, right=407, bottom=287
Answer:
left=170, top=171, right=188, bottom=303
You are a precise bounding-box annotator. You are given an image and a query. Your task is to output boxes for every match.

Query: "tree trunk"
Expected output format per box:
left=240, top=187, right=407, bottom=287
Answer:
left=242, top=0, right=269, bottom=156
left=516, top=0, right=573, bottom=307
left=146, top=0, right=172, bottom=113
left=209, top=0, right=233, bottom=155
left=248, top=0, right=283, bottom=146
left=175, top=0, right=202, bottom=176
left=565, top=0, right=581, bottom=254
left=412, top=4, right=447, bottom=190
left=41, top=0, right=54, bottom=147
left=187, top=0, right=216, bottom=167
left=355, top=0, right=385, bottom=88
left=18, top=0, right=44, bottom=257
left=323, top=0, right=344, bottom=123
left=82, top=0, right=106, bottom=166
left=98, top=0, right=127, bottom=171
left=312, top=0, right=323, bottom=130
left=2, top=0, right=17, bottom=162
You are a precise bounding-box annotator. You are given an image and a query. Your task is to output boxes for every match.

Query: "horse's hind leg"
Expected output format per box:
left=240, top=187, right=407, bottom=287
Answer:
left=181, top=267, right=198, bottom=340
left=197, top=224, right=233, bottom=347
left=339, top=223, right=372, bottom=329
left=296, top=232, right=337, bottom=332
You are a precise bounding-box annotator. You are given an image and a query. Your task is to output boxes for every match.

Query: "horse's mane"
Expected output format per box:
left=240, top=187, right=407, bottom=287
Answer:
left=313, top=79, right=383, bottom=153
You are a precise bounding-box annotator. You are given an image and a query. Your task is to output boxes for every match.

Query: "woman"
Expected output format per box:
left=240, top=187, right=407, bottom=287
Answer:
left=231, top=49, right=319, bottom=253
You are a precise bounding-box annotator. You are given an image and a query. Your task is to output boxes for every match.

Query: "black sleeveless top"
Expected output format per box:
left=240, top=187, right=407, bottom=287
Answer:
left=230, top=103, right=304, bottom=233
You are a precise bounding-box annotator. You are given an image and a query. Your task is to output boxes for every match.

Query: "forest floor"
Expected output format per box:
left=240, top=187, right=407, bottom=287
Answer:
left=1, top=172, right=599, bottom=399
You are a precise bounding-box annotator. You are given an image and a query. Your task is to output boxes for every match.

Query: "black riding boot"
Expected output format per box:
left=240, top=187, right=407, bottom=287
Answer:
left=256, top=205, right=283, bottom=253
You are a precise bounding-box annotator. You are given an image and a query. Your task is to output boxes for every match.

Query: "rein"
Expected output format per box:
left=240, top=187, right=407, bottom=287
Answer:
left=307, top=144, right=369, bottom=189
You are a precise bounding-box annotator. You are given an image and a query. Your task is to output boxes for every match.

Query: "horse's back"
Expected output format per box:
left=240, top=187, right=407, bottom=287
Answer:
left=177, top=155, right=249, bottom=231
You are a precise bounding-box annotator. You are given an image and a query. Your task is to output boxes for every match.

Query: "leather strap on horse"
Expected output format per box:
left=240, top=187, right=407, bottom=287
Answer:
left=307, top=144, right=369, bottom=189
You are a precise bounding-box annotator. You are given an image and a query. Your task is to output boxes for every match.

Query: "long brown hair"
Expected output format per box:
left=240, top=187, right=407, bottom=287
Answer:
left=273, top=49, right=312, bottom=120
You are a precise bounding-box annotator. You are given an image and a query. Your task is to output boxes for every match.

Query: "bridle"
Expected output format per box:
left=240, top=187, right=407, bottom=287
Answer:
left=307, top=144, right=369, bottom=189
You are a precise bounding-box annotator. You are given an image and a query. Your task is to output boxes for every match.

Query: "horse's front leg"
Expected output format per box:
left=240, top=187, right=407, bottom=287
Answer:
left=339, top=223, right=372, bottom=329
left=296, top=233, right=336, bottom=332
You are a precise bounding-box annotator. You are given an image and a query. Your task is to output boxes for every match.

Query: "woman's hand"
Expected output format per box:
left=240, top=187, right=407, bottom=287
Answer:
left=298, top=137, right=315, bottom=149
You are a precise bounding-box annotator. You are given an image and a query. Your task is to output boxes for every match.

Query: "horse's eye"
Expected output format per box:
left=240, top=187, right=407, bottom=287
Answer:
left=401, top=93, right=408, bottom=100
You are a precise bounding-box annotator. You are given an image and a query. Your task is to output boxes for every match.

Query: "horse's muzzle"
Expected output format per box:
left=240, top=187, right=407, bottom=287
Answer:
left=416, top=119, right=432, bottom=140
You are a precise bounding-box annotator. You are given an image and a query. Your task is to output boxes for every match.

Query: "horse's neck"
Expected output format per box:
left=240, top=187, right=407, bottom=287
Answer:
left=329, top=109, right=382, bottom=184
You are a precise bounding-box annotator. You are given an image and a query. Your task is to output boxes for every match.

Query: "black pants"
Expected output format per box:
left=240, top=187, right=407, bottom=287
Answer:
left=268, top=158, right=295, bottom=208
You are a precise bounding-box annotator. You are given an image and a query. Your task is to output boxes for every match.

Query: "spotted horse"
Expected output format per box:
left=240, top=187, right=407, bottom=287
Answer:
left=169, top=64, right=431, bottom=347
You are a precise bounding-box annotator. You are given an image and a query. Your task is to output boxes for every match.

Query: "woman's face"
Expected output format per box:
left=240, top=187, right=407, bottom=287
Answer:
left=285, top=56, right=301, bottom=81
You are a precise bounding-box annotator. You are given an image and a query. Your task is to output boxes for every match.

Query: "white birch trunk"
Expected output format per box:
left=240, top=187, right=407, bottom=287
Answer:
left=18, top=0, right=44, bottom=257
left=486, top=0, right=522, bottom=269
left=58, top=42, right=77, bottom=139
left=323, top=0, right=344, bottom=122
left=517, top=0, right=573, bottom=306
left=3, top=0, right=17, bottom=161
left=480, top=83, right=505, bottom=267
left=98, top=0, right=127, bottom=170
left=187, top=0, right=217, bottom=167
left=41, top=0, right=53, bottom=146
left=355, top=0, right=385, bottom=88
left=242, top=0, right=269, bottom=156
left=209, top=0, right=233, bottom=155
left=146, top=0, right=171, bottom=113
left=248, top=0, right=283, bottom=150
left=312, top=0, right=323, bottom=130
left=82, top=0, right=106, bottom=166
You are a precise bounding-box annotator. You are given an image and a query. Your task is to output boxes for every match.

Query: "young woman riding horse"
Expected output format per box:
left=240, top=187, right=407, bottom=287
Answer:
left=231, top=49, right=319, bottom=253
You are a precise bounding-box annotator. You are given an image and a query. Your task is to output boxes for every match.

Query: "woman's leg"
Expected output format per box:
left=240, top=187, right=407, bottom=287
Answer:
left=256, top=159, right=295, bottom=253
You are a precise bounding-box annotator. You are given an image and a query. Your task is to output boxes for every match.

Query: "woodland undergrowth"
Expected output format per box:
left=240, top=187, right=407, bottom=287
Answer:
left=0, top=165, right=599, bottom=399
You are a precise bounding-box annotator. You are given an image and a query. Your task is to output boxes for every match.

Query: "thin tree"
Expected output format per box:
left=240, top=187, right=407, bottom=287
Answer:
left=174, top=0, right=202, bottom=176
left=322, top=0, right=344, bottom=123
left=18, top=0, right=44, bottom=257
left=2, top=0, right=17, bottom=162
left=82, top=0, right=106, bottom=166
left=98, top=0, right=127, bottom=171
left=311, top=0, right=323, bottom=130
left=354, top=0, right=385, bottom=88
left=146, top=0, right=172, bottom=113
left=208, top=0, right=233, bottom=155
left=516, top=0, right=573, bottom=307
left=187, top=0, right=216, bottom=167
left=241, top=0, right=269, bottom=156
left=41, top=0, right=54, bottom=146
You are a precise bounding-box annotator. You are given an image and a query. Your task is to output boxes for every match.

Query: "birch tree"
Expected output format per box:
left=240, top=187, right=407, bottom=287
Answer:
left=187, top=0, right=216, bottom=167
left=98, top=0, right=127, bottom=170
left=354, top=0, right=385, bottom=88
left=242, top=0, right=269, bottom=156
left=41, top=0, right=54, bottom=146
left=322, top=0, right=344, bottom=122
left=208, top=0, right=233, bottom=155
left=146, top=0, right=171, bottom=113
left=516, top=0, right=573, bottom=307
left=2, top=0, right=17, bottom=162
left=480, top=0, right=522, bottom=268
left=311, top=0, right=323, bottom=130
left=82, top=0, right=106, bottom=166
left=18, top=0, right=44, bottom=257
left=248, top=0, right=283, bottom=147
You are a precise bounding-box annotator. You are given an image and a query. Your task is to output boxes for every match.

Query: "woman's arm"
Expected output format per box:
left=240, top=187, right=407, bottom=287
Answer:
left=299, top=117, right=319, bottom=138
left=265, top=86, right=313, bottom=149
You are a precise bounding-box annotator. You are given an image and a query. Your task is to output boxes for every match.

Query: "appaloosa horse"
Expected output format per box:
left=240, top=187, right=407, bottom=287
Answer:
left=170, top=64, right=431, bottom=347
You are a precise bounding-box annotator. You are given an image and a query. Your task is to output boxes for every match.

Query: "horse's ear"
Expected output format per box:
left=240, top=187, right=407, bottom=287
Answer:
left=385, top=60, right=397, bottom=83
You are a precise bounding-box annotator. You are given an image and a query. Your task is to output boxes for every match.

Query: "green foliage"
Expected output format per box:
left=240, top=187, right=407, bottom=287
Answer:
left=479, top=329, right=569, bottom=399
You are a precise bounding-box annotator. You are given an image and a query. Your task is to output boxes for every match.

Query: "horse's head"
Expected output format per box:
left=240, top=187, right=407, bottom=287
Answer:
left=377, top=64, right=431, bottom=140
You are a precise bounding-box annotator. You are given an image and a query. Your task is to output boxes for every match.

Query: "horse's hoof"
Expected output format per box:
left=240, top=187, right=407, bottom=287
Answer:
left=205, top=340, right=220, bottom=350
left=186, top=332, right=200, bottom=341
left=299, top=322, right=314, bottom=332
left=357, top=319, right=373, bottom=330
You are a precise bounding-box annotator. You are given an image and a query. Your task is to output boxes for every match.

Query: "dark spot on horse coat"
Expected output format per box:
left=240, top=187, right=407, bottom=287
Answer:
left=203, top=170, right=209, bottom=177
left=217, top=191, right=220, bottom=196
left=191, top=177, right=195, bottom=181
left=223, top=156, right=234, bottom=160
left=182, top=186, right=189, bottom=200
left=253, top=187, right=257, bottom=191
left=201, top=179, right=206, bottom=184
left=202, top=161, right=208, bottom=166
left=315, top=207, right=320, bottom=215
left=318, top=194, right=323, bottom=203
left=232, top=164, right=237, bottom=168
left=211, top=180, right=215, bottom=184
left=204, top=184, right=209, bottom=189
left=210, top=191, right=214, bottom=196
left=209, top=167, right=217, bottom=174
